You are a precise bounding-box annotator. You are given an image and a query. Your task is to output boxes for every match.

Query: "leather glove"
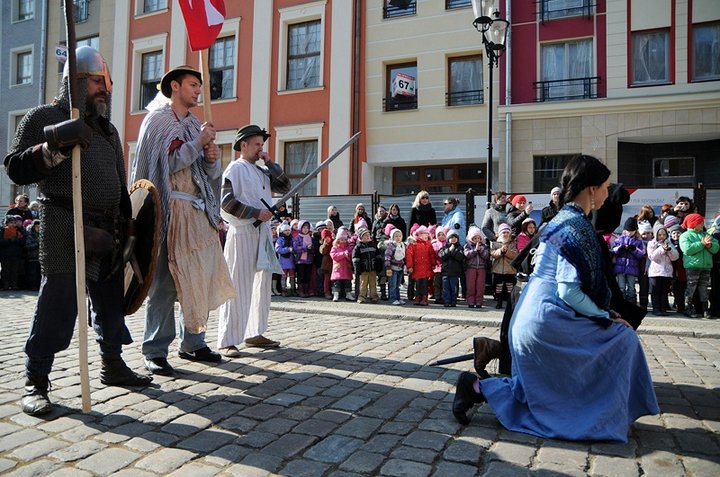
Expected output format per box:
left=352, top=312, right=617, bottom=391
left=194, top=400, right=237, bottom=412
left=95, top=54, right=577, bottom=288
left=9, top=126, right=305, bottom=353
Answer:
left=44, top=118, right=93, bottom=153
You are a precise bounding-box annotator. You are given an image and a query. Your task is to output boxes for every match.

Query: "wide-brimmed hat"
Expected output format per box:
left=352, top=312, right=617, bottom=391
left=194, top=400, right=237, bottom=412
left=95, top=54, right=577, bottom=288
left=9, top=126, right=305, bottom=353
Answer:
left=233, top=124, right=270, bottom=150
left=160, top=65, right=202, bottom=98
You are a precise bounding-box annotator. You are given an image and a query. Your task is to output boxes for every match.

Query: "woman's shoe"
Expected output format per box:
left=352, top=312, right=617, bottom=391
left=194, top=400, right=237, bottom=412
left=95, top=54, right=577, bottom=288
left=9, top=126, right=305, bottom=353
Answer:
left=452, top=371, right=486, bottom=425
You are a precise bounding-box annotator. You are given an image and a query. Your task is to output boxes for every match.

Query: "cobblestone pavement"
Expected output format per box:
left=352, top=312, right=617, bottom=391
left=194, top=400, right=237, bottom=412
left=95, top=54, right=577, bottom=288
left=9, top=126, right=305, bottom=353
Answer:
left=1, top=290, right=719, bottom=476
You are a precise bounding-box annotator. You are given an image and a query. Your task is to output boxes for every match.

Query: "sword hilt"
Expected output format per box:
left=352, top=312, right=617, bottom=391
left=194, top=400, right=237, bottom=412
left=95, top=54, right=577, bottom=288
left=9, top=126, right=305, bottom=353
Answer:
left=253, top=198, right=280, bottom=228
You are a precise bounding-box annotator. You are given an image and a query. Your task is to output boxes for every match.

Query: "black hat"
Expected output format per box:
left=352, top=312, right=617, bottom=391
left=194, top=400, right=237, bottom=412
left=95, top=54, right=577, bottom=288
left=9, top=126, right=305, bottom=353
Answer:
left=623, top=216, right=638, bottom=232
left=233, top=124, right=270, bottom=151
left=160, top=65, right=202, bottom=98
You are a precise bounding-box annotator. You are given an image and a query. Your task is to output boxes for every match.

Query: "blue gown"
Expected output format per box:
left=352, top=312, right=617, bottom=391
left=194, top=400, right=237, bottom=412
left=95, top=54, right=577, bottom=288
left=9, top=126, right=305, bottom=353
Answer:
left=479, top=241, right=660, bottom=443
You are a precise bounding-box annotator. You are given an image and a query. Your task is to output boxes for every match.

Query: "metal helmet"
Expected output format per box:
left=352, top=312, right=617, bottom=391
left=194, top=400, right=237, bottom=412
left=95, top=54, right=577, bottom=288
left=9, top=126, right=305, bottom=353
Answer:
left=62, top=46, right=112, bottom=93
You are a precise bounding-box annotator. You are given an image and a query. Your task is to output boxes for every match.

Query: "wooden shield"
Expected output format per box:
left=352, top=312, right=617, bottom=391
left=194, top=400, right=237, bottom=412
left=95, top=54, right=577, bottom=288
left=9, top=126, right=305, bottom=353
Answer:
left=124, top=179, right=162, bottom=315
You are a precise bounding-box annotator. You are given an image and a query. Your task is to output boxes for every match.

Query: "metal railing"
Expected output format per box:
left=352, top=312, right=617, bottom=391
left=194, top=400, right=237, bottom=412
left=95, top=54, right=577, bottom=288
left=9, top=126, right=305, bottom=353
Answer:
left=536, top=0, right=595, bottom=23
left=383, top=97, right=418, bottom=112
left=533, top=76, right=599, bottom=102
left=446, top=0, right=472, bottom=10
left=383, top=0, right=417, bottom=19
left=446, top=89, right=483, bottom=106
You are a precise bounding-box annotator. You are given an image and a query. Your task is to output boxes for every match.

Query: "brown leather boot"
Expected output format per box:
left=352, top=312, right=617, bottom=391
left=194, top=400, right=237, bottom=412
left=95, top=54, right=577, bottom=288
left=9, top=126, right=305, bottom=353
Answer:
left=473, top=337, right=502, bottom=379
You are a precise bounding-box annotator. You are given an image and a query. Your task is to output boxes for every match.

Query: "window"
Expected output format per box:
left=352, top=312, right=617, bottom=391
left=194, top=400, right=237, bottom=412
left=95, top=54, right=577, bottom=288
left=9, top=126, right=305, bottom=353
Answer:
left=692, top=22, right=720, bottom=82
left=540, top=0, right=593, bottom=22
left=286, top=20, right=321, bottom=90
left=448, top=55, right=483, bottom=106
left=284, top=140, right=318, bottom=196
left=14, top=51, right=32, bottom=85
left=653, top=157, right=695, bottom=186
left=393, top=164, right=484, bottom=194
left=140, top=51, right=163, bottom=110
left=446, top=0, right=471, bottom=9
left=209, top=36, right=235, bottom=100
left=631, top=30, right=670, bottom=86
left=384, top=0, right=416, bottom=19
left=539, top=39, right=595, bottom=101
left=143, top=0, right=167, bottom=13
left=16, top=0, right=34, bottom=21
left=385, top=62, right=418, bottom=111
left=534, top=155, right=574, bottom=192
left=74, top=0, right=89, bottom=22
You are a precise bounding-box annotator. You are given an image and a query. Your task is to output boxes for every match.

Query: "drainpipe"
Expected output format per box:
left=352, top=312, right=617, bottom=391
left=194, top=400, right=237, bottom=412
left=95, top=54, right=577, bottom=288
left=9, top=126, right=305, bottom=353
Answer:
left=38, top=0, right=48, bottom=104
left=504, top=0, right=512, bottom=193
left=351, top=0, right=361, bottom=193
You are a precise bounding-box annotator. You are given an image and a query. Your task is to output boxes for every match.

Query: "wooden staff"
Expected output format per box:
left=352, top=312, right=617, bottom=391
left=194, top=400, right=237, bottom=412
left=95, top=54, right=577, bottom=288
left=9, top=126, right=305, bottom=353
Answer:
left=64, top=1, right=91, bottom=413
left=200, top=50, right=213, bottom=123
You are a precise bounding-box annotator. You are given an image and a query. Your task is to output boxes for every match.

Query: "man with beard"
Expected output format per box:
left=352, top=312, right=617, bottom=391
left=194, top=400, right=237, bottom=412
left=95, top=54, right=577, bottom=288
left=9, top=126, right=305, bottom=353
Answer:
left=129, top=66, right=235, bottom=375
left=4, top=46, right=152, bottom=416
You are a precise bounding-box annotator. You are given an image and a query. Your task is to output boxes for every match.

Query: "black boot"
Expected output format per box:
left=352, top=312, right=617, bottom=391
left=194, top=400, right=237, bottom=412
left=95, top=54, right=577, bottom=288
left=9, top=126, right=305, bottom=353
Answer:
left=452, top=371, right=486, bottom=425
left=100, top=355, right=153, bottom=387
left=473, top=337, right=501, bottom=379
left=21, top=375, right=52, bottom=416
left=380, top=284, right=387, bottom=301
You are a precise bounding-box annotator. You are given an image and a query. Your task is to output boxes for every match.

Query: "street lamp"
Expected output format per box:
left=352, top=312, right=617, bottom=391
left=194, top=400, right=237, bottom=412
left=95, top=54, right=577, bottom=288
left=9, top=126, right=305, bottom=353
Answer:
left=470, top=0, right=509, bottom=208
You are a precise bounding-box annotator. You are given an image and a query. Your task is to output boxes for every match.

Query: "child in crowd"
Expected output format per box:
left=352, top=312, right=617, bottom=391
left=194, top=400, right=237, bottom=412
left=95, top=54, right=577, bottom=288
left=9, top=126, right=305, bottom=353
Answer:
left=668, top=224, right=687, bottom=313
left=352, top=227, right=380, bottom=303
left=516, top=217, right=536, bottom=252
left=647, top=223, right=679, bottom=315
left=319, top=227, right=334, bottom=299
left=375, top=224, right=395, bottom=300
left=432, top=226, right=447, bottom=304
left=490, top=223, right=518, bottom=309
left=290, top=218, right=300, bottom=237
left=293, top=220, right=314, bottom=297
left=406, top=225, right=435, bottom=306
left=330, top=229, right=354, bottom=301
left=312, top=221, right=326, bottom=297
left=638, top=222, right=654, bottom=310
left=274, top=222, right=296, bottom=296
left=464, top=226, right=489, bottom=308
left=385, top=227, right=406, bottom=306
left=270, top=221, right=283, bottom=296
left=438, top=229, right=465, bottom=307
left=679, top=213, right=719, bottom=318
left=612, top=217, right=646, bottom=304
left=405, top=223, right=420, bottom=301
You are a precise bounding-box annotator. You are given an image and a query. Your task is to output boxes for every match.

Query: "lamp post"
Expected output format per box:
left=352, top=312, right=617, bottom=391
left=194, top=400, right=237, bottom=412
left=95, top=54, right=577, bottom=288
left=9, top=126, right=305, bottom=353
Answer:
left=471, top=0, right=509, bottom=209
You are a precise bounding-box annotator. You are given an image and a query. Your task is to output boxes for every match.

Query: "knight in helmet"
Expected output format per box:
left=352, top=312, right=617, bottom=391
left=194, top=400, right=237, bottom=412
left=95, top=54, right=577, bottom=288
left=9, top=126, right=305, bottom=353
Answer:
left=4, top=46, right=152, bottom=416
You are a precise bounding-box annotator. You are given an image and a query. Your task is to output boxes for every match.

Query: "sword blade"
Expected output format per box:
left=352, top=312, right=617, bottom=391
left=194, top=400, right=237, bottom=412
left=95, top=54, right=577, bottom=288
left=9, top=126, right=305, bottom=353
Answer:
left=274, top=131, right=361, bottom=206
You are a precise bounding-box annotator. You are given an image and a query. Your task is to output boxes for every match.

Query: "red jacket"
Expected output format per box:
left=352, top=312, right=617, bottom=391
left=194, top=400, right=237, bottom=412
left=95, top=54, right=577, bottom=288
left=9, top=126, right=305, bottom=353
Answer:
left=406, top=237, right=435, bottom=280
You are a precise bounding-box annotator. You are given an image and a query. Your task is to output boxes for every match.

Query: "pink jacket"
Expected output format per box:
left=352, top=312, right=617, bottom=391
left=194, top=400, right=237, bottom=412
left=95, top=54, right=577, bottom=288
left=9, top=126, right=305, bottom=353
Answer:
left=431, top=239, right=445, bottom=273
left=330, top=241, right=354, bottom=281
left=647, top=239, right=679, bottom=278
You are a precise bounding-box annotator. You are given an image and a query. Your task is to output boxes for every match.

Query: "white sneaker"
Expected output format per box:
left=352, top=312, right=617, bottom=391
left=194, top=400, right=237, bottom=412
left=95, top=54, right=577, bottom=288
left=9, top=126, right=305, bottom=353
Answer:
left=399, top=299, right=406, bottom=305
left=391, top=300, right=401, bottom=305
left=346, top=293, right=355, bottom=301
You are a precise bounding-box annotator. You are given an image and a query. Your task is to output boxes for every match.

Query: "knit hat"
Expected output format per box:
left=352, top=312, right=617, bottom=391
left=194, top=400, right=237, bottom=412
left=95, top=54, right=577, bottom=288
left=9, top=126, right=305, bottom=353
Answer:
left=510, top=195, right=527, bottom=207
left=663, top=214, right=679, bottom=228
left=682, top=213, right=705, bottom=230
left=446, top=229, right=459, bottom=239
left=652, top=221, right=667, bottom=239
left=498, top=223, right=512, bottom=234
left=357, top=227, right=370, bottom=239
left=435, top=226, right=448, bottom=239
left=384, top=223, right=396, bottom=237
left=409, top=223, right=420, bottom=236
left=466, top=226, right=484, bottom=243
left=321, top=229, right=333, bottom=241
left=290, top=218, right=299, bottom=229
left=638, top=221, right=653, bottom=235
left=623, top=217, right=638, bottom=232
left=278, top=223, right=291, bottom=234
left=315, top=220, right=327, bottom=230
left=551, top=186, right=561, bottom=196
left=415, top=225, right=430, bottom=237
left=336, top=229, right=349, bottom=240
left=356, top=218, right=367, bottom=230
left=391, top=228, right=404, bottom=240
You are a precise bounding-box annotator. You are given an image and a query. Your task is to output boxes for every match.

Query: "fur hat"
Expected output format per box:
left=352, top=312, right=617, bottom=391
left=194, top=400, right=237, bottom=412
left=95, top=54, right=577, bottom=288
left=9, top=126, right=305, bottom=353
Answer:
left=466, top=226, right=484, bottom=243
left=498, top=223, right=512, bottom=234
left=510, top=195, right=527, bottom=207
left=623, top=217, right=638, bottom=232
left=682, top=213, right=705, bottom=230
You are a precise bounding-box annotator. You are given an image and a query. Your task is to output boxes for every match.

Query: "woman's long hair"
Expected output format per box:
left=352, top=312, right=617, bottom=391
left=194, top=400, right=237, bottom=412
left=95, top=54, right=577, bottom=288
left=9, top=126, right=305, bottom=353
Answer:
left=559, top=155, right=611, bottom=206
left=412, top=190, right=430, bottom=209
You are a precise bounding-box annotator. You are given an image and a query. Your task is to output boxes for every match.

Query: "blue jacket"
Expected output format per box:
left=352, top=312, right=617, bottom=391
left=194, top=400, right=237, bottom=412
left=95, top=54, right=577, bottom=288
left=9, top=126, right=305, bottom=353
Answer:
left=442, top=207, right=467, bottom=246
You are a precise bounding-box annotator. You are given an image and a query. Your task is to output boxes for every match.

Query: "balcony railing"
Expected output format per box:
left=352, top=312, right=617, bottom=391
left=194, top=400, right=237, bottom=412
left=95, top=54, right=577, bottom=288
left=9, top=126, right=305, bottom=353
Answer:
left=446, top=89, right=483, bottom=106
left=383, top=96, right=418, bottom=112
left=533, top=76, right=599, bottom=102
left=536, top=0, right=595, bottom=23
left=446, top=0, right=472, bottom=10
left=383, top=0, right=416, bottom=19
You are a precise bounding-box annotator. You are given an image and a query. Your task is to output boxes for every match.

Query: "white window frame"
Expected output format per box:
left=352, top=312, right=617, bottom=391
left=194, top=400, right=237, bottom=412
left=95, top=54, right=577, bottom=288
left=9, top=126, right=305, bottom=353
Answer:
left=10, top=46, right=33, bottom=87
left=14, top=0, right=34, bottom=22
left=208, top=18, right=240, bottom=102
left=136, top=0, right=168, bottom=17
left=7, top=109, right=29, bottom=148
left=277, top=1, right=327, bottom=93
left=274, top=122, right=324, bottom=195
left=539, top=38, right=594, bottom=100
left=130, top=34, right=167, bottom=114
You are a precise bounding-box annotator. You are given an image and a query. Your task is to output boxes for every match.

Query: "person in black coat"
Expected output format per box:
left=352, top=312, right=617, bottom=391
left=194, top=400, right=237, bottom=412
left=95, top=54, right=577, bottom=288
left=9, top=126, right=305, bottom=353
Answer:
left=327, top=205, right=344, bottom=230
left=408, top=190, right=437, bottom=228
left=438, top=229, right=465, bottom=307
left=384, top=203, right=407, bottom=240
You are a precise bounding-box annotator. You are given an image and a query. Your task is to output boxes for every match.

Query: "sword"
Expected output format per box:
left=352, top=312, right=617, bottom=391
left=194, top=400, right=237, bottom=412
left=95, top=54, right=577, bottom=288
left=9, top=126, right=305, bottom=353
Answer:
left=253, top=131, right=361, bottom=227
left=429, top=354, right=474, bottom=367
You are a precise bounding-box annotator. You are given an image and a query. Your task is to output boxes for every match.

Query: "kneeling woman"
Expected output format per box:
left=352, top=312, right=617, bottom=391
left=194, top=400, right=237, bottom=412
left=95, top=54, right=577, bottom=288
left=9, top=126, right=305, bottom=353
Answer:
left=453, top=155, right=659, bottom=443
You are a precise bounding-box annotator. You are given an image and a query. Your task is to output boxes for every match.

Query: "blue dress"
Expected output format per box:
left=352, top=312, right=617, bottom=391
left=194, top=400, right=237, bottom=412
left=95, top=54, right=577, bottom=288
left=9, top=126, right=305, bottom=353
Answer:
left=479, top=241, right=660, bottom=443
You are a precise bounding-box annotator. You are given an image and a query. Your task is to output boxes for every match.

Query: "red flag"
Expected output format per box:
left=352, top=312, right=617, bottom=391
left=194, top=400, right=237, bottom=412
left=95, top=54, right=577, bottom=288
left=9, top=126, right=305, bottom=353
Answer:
left=178, top=0, right=226, bottom=51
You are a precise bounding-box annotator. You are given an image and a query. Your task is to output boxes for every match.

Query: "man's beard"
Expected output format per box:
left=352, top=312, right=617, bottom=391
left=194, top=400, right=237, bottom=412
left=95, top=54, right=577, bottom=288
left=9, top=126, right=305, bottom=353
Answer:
left=85, top=94, right=108, bottom=117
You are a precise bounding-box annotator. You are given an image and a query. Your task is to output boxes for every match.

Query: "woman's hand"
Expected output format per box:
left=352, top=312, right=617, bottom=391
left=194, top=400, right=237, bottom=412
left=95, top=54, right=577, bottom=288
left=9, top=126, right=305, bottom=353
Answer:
left=610, top=310, right=631, bottom=328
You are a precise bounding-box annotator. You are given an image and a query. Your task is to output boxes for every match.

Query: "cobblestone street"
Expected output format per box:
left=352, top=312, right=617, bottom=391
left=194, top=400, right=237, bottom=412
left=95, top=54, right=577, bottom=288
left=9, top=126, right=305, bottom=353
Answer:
left=0, top=290, right=719, bottom=476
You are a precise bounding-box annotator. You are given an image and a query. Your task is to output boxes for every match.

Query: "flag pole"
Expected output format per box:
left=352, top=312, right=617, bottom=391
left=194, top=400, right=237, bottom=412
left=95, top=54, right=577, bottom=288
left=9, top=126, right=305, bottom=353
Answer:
left=200, top=49, right=213, bottom=123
